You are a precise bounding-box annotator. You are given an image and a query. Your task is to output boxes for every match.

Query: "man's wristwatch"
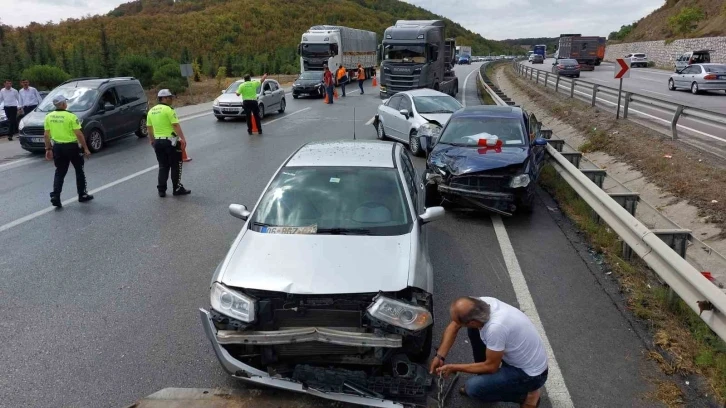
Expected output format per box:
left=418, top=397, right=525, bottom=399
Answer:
left=435, top=353, right=445, bottom=362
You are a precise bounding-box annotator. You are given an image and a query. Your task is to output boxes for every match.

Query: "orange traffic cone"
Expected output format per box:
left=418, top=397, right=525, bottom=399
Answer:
left=182, top=145, right=192, bottom=162
left=323, top=93, right=329, bottom=104
left=250, top=113, right=260, bottom=134
left=334, top=89, right=339, bottom=99
left=372, top=77, right=378, bottom=87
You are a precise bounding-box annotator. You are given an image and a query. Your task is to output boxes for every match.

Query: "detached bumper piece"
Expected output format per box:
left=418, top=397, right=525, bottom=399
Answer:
left=216, top=327, right=402, bottom=348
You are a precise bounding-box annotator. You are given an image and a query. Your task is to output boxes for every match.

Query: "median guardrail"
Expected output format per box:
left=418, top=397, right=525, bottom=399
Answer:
left=477, top=63, right=726, bottom=342
left=512, top=61, right=726, bottom=143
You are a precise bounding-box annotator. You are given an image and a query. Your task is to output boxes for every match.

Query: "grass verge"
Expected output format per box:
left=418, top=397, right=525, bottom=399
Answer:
left=540, top=164, right=726, bottom=404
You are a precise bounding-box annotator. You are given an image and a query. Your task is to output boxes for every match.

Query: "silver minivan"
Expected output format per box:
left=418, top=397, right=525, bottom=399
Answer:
left=674, top=50, right=711, bottom=72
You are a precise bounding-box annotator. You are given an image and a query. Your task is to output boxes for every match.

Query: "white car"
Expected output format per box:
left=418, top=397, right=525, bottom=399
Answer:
left=200, top=140, right=445, bottom=407
left=373, top=89, right=463, bottom=157
left=213, top=78, right=286, bottom=121
left=624, top=53, right=648, bottom=68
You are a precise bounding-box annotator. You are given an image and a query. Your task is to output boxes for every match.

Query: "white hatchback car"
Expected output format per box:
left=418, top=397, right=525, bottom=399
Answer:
left=373, top=89, right=463, bottom=157
left=200, top=140, right=445, bottom=407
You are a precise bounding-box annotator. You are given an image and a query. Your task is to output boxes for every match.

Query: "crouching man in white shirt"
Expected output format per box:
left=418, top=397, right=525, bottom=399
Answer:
left=430, top=296, right=549, bottom=408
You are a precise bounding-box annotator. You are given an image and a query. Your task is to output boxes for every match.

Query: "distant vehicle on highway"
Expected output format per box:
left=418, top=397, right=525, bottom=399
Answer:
left=531, top=54, right=544, bottom=64
left=213, top=78, right=286, bottom=121
left=373, top=88, right=463, bottom=156
left=668, top=63, right=726, bottom=94
left=674, top=50, right=711, bottom=72
left=420, top=106, right=548, bottom=215
left=291, top=71, right=325, bottom=99
left=200, top=139, right=443, bottom=407
left=557, top=34, right=599, bottom=71
left=458, top=54, right=471, bottom=64
left=624, top=53, right=649, bottom=68
left=18, top=77, right=148, bottom=153
left=298, top=25, right=377, bottom=77
left=533, top=44, right=546, bottom=59
left=552, top=58, right=581, bottom=78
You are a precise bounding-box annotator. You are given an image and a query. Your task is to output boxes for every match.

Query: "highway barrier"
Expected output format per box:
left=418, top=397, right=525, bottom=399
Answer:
left=478, top=62, right=726, bottom=342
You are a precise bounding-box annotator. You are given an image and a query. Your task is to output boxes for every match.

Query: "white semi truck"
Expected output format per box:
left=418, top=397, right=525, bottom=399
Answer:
left=298, top=25, right=377, bottom=78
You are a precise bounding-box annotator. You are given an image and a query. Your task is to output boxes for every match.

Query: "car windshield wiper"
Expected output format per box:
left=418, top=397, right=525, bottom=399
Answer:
left=317, top=228, right=372, bottom=235
left=251, top=222, right=283, bottom=228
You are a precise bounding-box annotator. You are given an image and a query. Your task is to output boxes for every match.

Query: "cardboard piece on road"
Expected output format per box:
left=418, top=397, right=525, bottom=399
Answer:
left=180, top=64, right=193, bottom=78
left=614, top=58, right=630, bottom=79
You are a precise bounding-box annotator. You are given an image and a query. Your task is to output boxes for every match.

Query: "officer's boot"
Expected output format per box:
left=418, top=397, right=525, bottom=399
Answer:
left=50, top=192, right=62, bottom=208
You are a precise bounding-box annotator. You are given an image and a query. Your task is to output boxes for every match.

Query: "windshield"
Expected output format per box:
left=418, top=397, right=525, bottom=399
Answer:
left=439, top=117, right=526, bottom=146
left=251, top=167, right=412, bottom=236
left=413, top=96, right=462, bottom=114
left=384, top=45, right=426, bottom=63
left=301, top=43, right=331, bottom=58
left=705, top=65, right=726, bottom=73
left=298, top=72, right=324, bottom=80
left=37, top=87, right=99, bottom=113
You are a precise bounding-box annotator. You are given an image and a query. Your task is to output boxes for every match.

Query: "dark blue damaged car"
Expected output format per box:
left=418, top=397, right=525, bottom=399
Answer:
left=418, top=106, right=548, bottom=215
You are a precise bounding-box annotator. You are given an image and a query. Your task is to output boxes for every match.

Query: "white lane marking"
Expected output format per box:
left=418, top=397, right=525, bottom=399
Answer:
left=263, top=107, right=311, bottom=126
left=365, top=116, right=375, bottom=126
left=461, top=68, right=479, bottom=107
left=0, top=165, right=158, bottom=234
left=0, top=108, right=312, bottom=234
left=491, top=215, right=575, bottom=408
left=640, top=89, right=671, bottom=98
left=0, top=157, right=33, bottom=169
left=179, top=112, right=212, bottom=121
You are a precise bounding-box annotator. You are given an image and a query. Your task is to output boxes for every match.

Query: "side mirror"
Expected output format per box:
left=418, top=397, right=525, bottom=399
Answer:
left=533, top=138, right=548, bottom=146
left=399, top=109, right=410, bottom=118
left=221, top=90, right=225, bottom=94
left=263, top=90, right=271, bottom=96
left=229, top=204, right=251, bottom=221
left=103, top=102, right=114, bottom=112
left=419, top=206, right=445, bottom=224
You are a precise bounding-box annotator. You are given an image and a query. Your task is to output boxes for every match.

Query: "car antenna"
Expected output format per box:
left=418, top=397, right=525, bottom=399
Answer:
left=353, top=107, right=356, bottom=140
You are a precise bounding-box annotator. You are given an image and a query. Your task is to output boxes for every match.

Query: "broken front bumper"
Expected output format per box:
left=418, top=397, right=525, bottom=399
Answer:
left=437, top=184, right=517, bottom=215
left=199, top=308, right=408, bottom=408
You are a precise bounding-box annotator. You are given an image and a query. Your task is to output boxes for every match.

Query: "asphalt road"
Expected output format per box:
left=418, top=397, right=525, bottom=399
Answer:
left=522, top=59, right=726, bottom=157
left=1, top=63, right=672, bottom=408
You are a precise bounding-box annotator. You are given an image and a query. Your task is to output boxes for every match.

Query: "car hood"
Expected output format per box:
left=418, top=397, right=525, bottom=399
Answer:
left=220, top=230, right=412, bottom=294
left=418, top=113, right=452, bottom=126
left=429, top=144, right=528, bottom=175
left=294, top=79, right=323, bottom=86
left=20, top=111, right=51, bottom=128
left=218, top=93, right=246, bottom=103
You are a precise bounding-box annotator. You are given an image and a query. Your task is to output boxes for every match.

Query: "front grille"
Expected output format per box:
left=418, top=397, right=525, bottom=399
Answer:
left=276, top=343, right=365, bottom=357
left=219, top=102, right=243, bottom=107
left=275, top=309, right=361, bottom=328
left=387, top=74, right=420, bottom=92
left=450, top=175, right=511, bottom=193
left=22, top=126, right=44, bottom=136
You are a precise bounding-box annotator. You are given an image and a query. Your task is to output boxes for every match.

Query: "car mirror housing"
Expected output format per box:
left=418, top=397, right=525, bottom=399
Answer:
left=229, top=204, right=251, bottom=221
left=419, top=206, right=445, bottom=224
left=534, top=138, right=548, bottom=146
left=399, top=109, right=410, bottom=118
left=103, top=102, right=114, bottom=112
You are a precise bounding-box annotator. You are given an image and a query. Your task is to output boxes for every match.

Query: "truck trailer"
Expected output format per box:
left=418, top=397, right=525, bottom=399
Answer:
left=557, top=34, right=600, bottom=71
left=378, top=20, right=458, bottom=98
left=298, top=26, right=377, bottom=78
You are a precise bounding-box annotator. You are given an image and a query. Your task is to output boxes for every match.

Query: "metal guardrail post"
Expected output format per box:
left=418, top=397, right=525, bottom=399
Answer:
left=623, top=92, right=632, bottom=119
left=591, top=84, right=599, bottom=107
left=529, top=68, right=534, bottom=80
left=570, top=79, right=576, bottom=98
left=544, top=72, right=549, bottom=88
left=671, top=105, right=684, bottom=140
left=555, top=75, right=560, bottom=92
left=535, top=71, right=540, bottom=85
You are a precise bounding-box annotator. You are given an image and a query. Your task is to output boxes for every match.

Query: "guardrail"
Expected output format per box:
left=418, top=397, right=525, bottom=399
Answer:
left=512, top=61, right=726, bottom=142
left=477, top=63, right=726, bottom=342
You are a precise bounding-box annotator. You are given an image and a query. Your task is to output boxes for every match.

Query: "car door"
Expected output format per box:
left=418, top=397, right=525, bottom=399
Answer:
left=260, top=81, right=275, bottom=111
left=688, top=65, right=702, bottom=86
left=270, top=81, right=283, bottom=108
left=399, top=148, right=431, bottom=286
left=675, top=66, right=690, bottom=86
left=381, top=95, right=403, bottom=140
left=97, top=87, right=123, bottom=139
left=116, top=84, right=144, bottom=134
left=393, top=94, right=414, bottom=141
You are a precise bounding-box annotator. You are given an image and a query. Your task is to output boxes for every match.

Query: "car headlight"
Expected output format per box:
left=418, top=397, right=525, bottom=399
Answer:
left=367, top=295, right=433, bottom=331
left=510, top=174, right=531, bottom=188
left=213, top=99, right=220, bottom=107
left=418, top=123, right=441, bottom=137
left=18, top=118, right=25, bottom=131
left=210, top=282, right=256, bottom=323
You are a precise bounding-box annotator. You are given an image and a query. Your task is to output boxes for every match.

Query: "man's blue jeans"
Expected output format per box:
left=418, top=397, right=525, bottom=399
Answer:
left=326, top=86, right=334, bottom=103
left=464, top=328, right=548, bottom=403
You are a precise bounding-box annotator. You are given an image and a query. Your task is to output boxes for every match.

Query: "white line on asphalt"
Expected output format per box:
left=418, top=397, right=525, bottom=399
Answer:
left=0, top=108, right=313, bottom=234
left=490, top=215, right=575, bottom=408
left=461, top=68, right=478, bottom=107
left=365, top=117, right=375, bottom=126
left=263, top=107, right=311, bottom=126
left=0, top=157, right=33, bottom=170
left=640, top=89, right=671, bottom=98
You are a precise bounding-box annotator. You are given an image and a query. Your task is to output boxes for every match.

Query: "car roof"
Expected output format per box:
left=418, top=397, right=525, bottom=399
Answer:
left=60, top=77, right=139, bottom=88
left=451, top=105, right=523, bottom=119
left=397, top=89, right=451, bottom=97
left=287, top=140, right=396, bottom=168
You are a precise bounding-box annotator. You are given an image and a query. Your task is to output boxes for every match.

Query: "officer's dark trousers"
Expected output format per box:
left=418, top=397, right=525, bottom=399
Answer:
left=153, top=139, right=182, bottom=192
left=242, top=100, right=262, bottom=134
left=52, top=143, right=87, bottom=197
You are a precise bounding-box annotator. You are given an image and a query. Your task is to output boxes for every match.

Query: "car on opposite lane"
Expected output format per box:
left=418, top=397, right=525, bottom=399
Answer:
left=551, top=58, right=581, bottom=78
left=200, top=140, right=444, bottom=407
left=420, top=106, right=548, bottom=215
left=668, top=64, right=726, bottom=94
left=624, top=53, right=649, bottom=68
left=291, top=71, right=325, bottom=99
left=373, top=89, right=463, bottom=157
left=18, top=77, right=148, bottom=153
left=213, top=78, right=286, bottom=121
left=531, top=54, right=544, bottom=64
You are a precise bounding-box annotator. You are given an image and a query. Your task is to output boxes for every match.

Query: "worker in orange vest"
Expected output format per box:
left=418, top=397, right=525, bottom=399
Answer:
left=336, top=65, right=348, bottom=97
left=357, top=64, right=365, bottom=94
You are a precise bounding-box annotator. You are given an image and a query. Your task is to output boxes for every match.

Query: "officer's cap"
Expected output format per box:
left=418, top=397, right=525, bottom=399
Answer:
left=157, top=89, right=174, bottom=98
left=52, top=95, right=68, bottom=105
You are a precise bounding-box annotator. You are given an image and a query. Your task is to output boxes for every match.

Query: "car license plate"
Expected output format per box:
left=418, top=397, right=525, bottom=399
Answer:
left=719, top=75, right=726, bottom=80
left=222, top=108, right=238, bottom=114
left=31, top=137, right=44, bottom=143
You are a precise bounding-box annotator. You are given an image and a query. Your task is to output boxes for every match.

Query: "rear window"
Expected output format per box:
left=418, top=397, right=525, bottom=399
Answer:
left=704, top=65, right=726, bottom=73
left=560, top=59, right=578, bottom=65
left=633, top=53, right=646, bottom=58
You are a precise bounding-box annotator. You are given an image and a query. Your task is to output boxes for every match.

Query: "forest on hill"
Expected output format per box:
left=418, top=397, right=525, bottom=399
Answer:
left=0, top=0, right=516, bottom=91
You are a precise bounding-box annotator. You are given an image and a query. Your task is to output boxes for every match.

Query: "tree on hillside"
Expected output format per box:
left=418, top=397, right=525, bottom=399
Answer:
left=668, top=6, right=705, bottom=37
left=21, top=65, right=70, bottom=90
left=100, top=26, right=114, bottom=77
left=180, top=46, right=192, bottom=64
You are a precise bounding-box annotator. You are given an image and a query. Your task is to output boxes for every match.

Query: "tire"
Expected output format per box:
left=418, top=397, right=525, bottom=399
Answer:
left=259, top=104, right=265, bottom=118
left=86, top=128, right=103, bottom=152
left=575, top=74, right=580, bottom=78
left=292, top=94, right=299, bottom=99
left=376, top=121, right=387, bottom=140
left=517, top=194, right=534, bottom=214
left=668, top=79, right=676, bottom=91
left=278, top=98, right=286, bottom=114
left=691, top=82, right=700, bottom=95
left=135, top=117, right=148, bottom=138
left=409, top=130, right=423, bottom=157
left=215, top=116, right=225, bottom=121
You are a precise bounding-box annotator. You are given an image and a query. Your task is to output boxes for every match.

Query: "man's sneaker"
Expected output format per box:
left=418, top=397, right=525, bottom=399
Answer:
left=78, top=194, right=94, bottom=202
left=50, top=193, right=62, bottom=208
left=173, top=187, right=191, bottom=196
left=158, top=191, right=166, bottom=197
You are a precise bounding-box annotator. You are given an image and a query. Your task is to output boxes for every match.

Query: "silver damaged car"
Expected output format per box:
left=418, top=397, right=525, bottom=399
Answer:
left=200, top=140, right=445, bottom=407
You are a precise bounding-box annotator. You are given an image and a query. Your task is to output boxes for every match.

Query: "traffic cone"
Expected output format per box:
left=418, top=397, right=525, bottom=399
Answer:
left=372, top=77, right=378, bottom=87
left=249, top=111, right=261, bottom=134
left=323, top=93, right=329, bottom=104
left=182, top=145, right=192, bottom=162
left=334, top=89, right=339, bottom=99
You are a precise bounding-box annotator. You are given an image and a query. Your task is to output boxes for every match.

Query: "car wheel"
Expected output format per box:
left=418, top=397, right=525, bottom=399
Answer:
left=278, top=98, right=286, bottom=113
left=259, top=104, right=265, bottom=118
left=86, top=128, right=103, bottom=152
left=668, top=79, right=676, bottom=91
left=409, top=130, right=423, bottom=157
left=215, top=116, right=225, bottom=121
left=517, top=194, right=535, bottom=214
left=292, top=94, right=299, bottom=99
left=135, top=117, right=148, bottom=138
left=377, top=121, right=387, bottom=140
left=691, top=82, right=700, bottom=95
left=575, top=74, right=580, bottom=78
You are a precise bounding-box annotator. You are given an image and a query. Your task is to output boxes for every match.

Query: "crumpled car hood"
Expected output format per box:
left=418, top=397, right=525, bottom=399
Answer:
left=220, top=231, right=412, bottom=295
left=429, top=144, right=528, bottom=175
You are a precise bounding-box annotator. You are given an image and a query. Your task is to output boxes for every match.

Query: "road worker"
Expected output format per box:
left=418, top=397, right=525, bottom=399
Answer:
left=146, top=89, right=191, bottom=197
left=236, top=73, right=268, bottom=135
left=357, top=64, right=365, bottom=94
left=43, top=95, right=93, bottom=207
left=336, top=64, right=348, bottom=97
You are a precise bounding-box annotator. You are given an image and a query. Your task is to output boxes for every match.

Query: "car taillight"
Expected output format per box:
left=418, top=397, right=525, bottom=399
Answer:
left=704, top=74, right=718, bottom=80
left=558, top=65, right=565, bottom=69
left=575, top=65, right=581, bottom=69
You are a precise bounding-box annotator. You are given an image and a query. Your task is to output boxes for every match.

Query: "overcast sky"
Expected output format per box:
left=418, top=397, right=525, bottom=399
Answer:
left=2, top=0, right=664, bottom=40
